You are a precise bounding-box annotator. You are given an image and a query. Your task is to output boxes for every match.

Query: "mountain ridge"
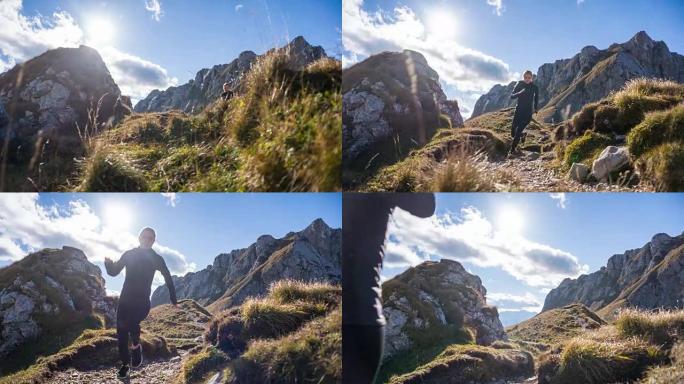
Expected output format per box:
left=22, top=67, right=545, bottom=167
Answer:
left=472, top=31, right=684, bottom=122
left=150, top=218, right=341, bottom=312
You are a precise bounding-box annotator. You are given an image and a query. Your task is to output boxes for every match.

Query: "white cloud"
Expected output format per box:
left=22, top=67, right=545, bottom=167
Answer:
left=144, top=0, right=163, bottom=22
left=161, top=193, right=179, bottom=207
left=486, top=0, right=505, bottom=15
left=488, top=292, right=542, bottom=313
left=385, top=206, right=588, bottom=288
left=0, top=1, right=176, bottom=102
left=342, top=0, right=516, bottom=111
left=550, top=193, right=567, bottom=209
left=0, top=194, right=195, bottom=276
left=235, top=4, right=244, bottom=12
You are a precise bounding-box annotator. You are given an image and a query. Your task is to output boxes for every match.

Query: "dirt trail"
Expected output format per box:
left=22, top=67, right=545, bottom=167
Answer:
left=47, top=352, right=187, bottom=384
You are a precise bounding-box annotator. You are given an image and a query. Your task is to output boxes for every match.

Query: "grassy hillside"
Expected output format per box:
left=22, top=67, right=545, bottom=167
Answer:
left=557, top=78, right=684, bottom=190
left=363, top=108, right=552, bottom=192
left=41, top=52, right=341, bottom=192
left=506, top=304, right=607, bottom=346
left=385, top=344, right=534, bottom=384
left=537, top=309, right=684, bottom=384
left=0, top=329, right=174, bottom=384
left=176, top=280, right=341, bottom=384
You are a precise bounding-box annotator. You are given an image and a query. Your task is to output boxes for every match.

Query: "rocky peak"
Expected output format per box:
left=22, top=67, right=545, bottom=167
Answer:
left=542, top=232, right=684, bottom=316
left=0, top=246, right=116, bottom=358
left=150, top=219, right=341, bottom=310
left=382, top=259, right=505, bottom=359
left=342, top=50, right=464, bottom=172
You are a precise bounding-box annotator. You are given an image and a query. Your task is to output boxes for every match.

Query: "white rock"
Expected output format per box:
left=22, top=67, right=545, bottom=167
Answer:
left=567, top=162, right=590, bottom=182
left=592, top=146, right=630, bottom=180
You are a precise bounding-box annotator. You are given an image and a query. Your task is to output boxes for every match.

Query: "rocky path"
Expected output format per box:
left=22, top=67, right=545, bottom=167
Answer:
left=479, top=150, right=646, bottom=192
left=47, top=352, right=186, bottom=384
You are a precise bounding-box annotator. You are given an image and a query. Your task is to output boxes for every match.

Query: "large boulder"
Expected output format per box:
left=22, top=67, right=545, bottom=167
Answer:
left=542, top=232, right=684, bottom=319
left=134, top=36, right=327, bottom=114
left=382, top=259, right=506, bottom=359
left=472, top=31, right=684, bottom=122
left=591, top=146, right=630, bottom=180
left=151, top=219, right=341, bottom=313
left=342, top=50, right=464, bottom=172
left=0, top=246, right=116, bottom=359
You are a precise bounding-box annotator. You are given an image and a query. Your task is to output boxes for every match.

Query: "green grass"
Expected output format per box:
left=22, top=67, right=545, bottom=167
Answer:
left=627, top=103, right=684, bottom=158
left=537, top=309, right=684, bottom=384
left=177, top=346, right=228, bottom=384
left=615, top=309, right=684, bottom=347
left=75, top=51, right=341, bottom=192
left=180, top=281, right=341, bottom=384
left=0, top=329, right=174, bottom=384
left=641, top=342, right=684, bottom=383
left=385, top=344, right=534, bottom=384
left=224, top=308, right=341, bottom=384
left=562, top=130, right=612, bottom=169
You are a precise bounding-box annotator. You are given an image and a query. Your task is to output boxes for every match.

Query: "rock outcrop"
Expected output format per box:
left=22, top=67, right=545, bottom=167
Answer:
left=542, top=232, right=684, bottom=317
left=0, top=246, right=116, bottom=358
left=0, top=45, right=131, bottom=145
left=151, top=219, right=341, bottom=312
left=382, top=259, right=505, bottom=359
left=134, top=36, right=327, bottom=114
left=472, top=31, right=684, bottom=122
left=342, top=50, right=464, bottom=170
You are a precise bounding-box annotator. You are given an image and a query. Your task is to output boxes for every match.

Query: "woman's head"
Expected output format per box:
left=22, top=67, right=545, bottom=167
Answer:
left=523, top=70, right=534, bottom=83
left=138, top=227, right=156, bottom=248
left=223, top=82, right=230, bottom=92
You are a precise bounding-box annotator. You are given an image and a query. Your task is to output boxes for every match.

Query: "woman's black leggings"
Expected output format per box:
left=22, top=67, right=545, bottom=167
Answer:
left=343, top=324, right=385, bottom=384
left=116, top=299, right=151, bottom=364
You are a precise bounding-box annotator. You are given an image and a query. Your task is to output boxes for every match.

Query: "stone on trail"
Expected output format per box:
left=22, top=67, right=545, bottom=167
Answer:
left=592, top=146, right=630, bottom=181
left=567, top=162, right=590, bottom=182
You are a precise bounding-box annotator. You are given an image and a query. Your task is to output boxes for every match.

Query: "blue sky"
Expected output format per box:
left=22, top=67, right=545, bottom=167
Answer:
left=0, top=0, right=341, bottom=101
left=0, top=193, right=341, bottom=295
left=383, top=193, right=684, bottom=325
left=343, top=0, right=684, bottom=116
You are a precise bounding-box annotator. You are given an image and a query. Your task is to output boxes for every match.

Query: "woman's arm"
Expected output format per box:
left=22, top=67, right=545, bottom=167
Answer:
left=104, top=252, right=127, bottom=276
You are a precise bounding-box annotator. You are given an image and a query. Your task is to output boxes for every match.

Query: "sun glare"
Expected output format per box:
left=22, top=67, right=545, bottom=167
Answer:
left=496, top=205, right=526, bottom=236
left=102, top=201, right=134, bottom=231
left=85, top=16, right=116, bottom=49
left=426, top=8, right=459, bottom=40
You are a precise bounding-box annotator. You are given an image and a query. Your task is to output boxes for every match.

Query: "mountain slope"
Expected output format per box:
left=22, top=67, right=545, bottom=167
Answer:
left=542, top=232, right=684, bottom=319
left=134, top=36, right=327, bottom=114
left=506, top=304, right=606, bottom=346
left=472, top=31, right=684, bottom=122
left=150, top=218, right=341, bottom=313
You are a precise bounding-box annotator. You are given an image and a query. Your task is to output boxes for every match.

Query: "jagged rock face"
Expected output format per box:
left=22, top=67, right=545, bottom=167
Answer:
left=0, top=45, right=131, bottom=146
left=134, top=36, right=327, bottom=114
left=542, top=232, right=684, bottom=314
left=0, top=246, right=116, bottom=358
left=151, top=219, right=341, bottom=312
left=382, top=259, right=506, bottom=359
left=472, top=31, right=684, bottom=121
left=342, top=50, right=464, bottom=167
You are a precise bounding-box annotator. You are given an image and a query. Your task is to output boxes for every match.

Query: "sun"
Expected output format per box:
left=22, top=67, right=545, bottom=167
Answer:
left=101, top=201, right=134, bottom=231
left=496, top=205, right=526, bottom=236
left=425, top=8, right=459, bottom=40
left=84, top=15, right=116, bottom=49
